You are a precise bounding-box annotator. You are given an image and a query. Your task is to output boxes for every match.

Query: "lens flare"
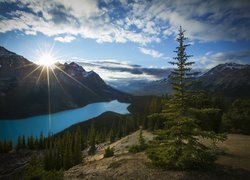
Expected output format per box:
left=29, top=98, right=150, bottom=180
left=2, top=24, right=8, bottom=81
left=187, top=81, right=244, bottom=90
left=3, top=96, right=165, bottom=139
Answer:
left=37, top=53, right=56, bottom=67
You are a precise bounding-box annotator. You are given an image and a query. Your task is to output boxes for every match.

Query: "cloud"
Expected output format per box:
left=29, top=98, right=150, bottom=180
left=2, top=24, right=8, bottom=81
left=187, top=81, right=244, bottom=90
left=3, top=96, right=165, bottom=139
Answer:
left=70, top=58, right=171, bottom=82
left=54, top=35, right=76, bottom=43
left=139, top=47, right=163, bottom=58
left=0, top=0, right=160, bottom=44
left=195, top=49, right=250, bottom=68
left=0, top=0, right=250, bottom=45
left=128, top=0, right=250, bottom=41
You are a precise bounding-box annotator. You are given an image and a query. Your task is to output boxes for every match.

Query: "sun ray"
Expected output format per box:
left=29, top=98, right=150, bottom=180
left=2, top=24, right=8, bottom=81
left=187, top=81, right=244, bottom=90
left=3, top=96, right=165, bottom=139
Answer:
left=54, top=65, right=99, bottom=97
left=50, top=66, right=66, bottom=92
left=14, top=63, right=34, bottom=70
left=36, top=66, right=45, bottom=85
left=46, top=66, right=52, bottom=131
left=23, top=65, right=42, bottom=80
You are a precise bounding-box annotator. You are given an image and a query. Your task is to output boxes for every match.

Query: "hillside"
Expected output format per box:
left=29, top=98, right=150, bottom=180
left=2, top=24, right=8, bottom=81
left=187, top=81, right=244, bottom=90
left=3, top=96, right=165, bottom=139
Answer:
left=64, top=130, right=250, bottom=180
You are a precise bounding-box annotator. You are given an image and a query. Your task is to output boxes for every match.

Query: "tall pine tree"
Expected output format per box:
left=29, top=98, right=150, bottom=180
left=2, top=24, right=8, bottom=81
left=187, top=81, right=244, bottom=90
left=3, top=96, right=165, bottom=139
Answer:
left=73, top=126, right=82, bottom=165
left=147, top=26, right=225, bottom=170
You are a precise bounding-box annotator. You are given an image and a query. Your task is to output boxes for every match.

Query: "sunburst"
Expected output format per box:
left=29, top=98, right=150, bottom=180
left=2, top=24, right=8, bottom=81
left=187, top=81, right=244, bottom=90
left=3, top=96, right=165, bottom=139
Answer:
left=21, top=43, right=99, bottom=131
left=37, top=53, right=56, bottom=67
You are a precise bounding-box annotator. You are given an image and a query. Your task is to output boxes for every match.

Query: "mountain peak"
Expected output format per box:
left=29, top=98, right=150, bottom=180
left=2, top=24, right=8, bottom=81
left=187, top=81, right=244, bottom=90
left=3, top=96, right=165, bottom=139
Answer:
left=205, top=63, right=249, bottom=76
left=64, top=62, right=86, bottom=72
left=0, top=46, right=31, bottom=68
left=0, top=46, right=16, bottom=56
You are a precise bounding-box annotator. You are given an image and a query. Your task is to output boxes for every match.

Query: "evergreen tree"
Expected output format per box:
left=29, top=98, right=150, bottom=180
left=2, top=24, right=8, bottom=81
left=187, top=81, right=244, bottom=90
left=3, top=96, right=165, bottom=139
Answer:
left=25, top=153, right=44, bottom=179
left=222, top=99, right=250, bottom=134
left=28, top=135, right=35, bottom=150
left=88, top=124, right=96, bottom=155
left=109, top=129, right=115, bottom=143
left=73, top=126, right=82, bottom=165
left=16, top=134, right=22, bottom=150
left=128, top=129, right=147, bottom=153
left=104, top=146, right=114, bottom=158
left=139, top=129, right=146, bottom=149
left=22, top=135, right=26, bottom=149
left=0, top=141, right=3, bottom=153
left=34, top=137, right=39, bottom=149
left=63, top=132, right=73, bottom=169
left=147, top=26, right=225, bottom=169
left=43, top=146, right=50, bottom=170
left=39, top=132, right=45, bottom=149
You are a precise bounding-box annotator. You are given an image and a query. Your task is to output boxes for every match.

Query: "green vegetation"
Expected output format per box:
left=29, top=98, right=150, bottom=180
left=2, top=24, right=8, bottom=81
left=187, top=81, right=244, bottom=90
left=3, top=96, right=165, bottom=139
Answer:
left=104, top=147, right=114, bottom=158
left=43, top=128, right=83, bottom=171
left=222, top=99, right=250, bottom=134
left=0, top=112, right=142, bottom=179
left=88, top=123, right=97, bottom=155
left=24, top=153, right=63, bottom=180
left=129, top=129, right=147, bottom=153
left=146, top=26, right=226, bottom=170
left=0, top=139, right=12, bottom=153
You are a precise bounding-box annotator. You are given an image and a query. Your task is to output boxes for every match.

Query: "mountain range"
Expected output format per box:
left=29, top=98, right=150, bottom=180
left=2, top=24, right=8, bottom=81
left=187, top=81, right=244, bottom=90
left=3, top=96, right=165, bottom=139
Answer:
left=0, top=47, right=129, bottom=119
left=0, top=47, right=249, bottom=118
left=110, top=63, right=250, bottom=97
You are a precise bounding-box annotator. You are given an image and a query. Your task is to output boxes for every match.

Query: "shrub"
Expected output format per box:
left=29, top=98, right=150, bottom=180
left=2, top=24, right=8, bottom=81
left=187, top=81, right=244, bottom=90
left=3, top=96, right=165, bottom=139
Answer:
left=128, top=145, right=142, bottom=153
left=129, top=129, right=148, bottom=153
left=104, top=147, right=114, bottom=158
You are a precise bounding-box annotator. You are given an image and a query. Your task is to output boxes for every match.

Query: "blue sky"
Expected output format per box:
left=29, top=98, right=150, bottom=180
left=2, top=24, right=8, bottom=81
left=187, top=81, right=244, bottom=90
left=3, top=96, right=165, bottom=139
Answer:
left=0, top=0, right=250, bottom=70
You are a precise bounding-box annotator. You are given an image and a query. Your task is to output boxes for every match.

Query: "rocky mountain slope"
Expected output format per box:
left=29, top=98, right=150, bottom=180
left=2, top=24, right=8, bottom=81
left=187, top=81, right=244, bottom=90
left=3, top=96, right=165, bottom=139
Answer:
left=0, top=47, right=129, bottom=119
left=124, top=63, right=250, bottom=97
left=199, top=63, right=250, bottom=97
left=64, top=130, right=250, bottom=180
left=1, top=130, right=250, bottom=179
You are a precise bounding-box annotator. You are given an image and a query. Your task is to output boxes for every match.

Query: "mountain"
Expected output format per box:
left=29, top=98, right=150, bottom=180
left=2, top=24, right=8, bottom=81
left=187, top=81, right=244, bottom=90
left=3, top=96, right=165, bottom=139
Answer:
left=0, top=47, right=129, bottom=119
left=114, top=62, right=250, bottom=97
left=199, top=63, right=250, bottom=97
left=108, top=79, right=172, bottom=96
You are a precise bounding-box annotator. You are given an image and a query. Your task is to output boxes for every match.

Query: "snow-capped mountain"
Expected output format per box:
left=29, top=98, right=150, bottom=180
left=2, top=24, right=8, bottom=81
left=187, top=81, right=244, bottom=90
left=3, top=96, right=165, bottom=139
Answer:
left=203, top=63, right=249, bottom=76
left=199, top=63, right=250, bottom=97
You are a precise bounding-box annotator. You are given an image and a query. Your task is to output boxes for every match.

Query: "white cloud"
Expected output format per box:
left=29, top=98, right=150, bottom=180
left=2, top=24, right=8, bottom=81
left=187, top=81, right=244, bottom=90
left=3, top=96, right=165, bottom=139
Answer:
left=128, top=0, right=250, bottom=41
left=194, top=49, right=250, bottom=68
left=139, top=47, right=163, bottom=58
left=70, top=58, right=159, bottom=81
left=0, top=0, right=250, bottom=44
left=54, top=35, right=76, bottom=43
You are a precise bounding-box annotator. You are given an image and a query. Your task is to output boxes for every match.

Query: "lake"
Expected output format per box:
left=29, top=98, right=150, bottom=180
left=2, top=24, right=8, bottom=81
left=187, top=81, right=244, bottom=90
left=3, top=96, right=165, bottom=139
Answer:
left=0, top=100, right=130, bottom=144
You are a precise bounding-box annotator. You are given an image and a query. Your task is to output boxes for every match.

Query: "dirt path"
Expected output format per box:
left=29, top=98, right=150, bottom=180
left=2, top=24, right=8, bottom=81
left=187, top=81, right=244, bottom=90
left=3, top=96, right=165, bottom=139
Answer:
left=216, top=134, right=250, bottom=171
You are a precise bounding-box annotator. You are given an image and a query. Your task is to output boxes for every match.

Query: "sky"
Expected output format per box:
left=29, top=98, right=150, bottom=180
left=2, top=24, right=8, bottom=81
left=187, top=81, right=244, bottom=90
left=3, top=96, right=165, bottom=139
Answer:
left=0, top=0, right=250, bottom=73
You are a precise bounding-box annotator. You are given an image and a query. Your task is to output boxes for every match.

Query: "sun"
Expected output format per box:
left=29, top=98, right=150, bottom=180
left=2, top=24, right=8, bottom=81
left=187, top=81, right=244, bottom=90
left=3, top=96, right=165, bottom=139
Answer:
left=37, top=53, right=56, bottom=67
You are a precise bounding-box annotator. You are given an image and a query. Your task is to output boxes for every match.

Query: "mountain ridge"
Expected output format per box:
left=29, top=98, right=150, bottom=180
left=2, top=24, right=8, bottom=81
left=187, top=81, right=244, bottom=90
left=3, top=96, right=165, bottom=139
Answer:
left=0, top=47, right=130, bottom=119
left=112, top=62, right=250, bottom=97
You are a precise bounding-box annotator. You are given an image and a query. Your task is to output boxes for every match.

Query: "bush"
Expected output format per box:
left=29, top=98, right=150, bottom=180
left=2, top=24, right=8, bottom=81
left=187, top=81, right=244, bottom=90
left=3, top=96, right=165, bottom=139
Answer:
left=104, top=147, right=114, bottom=158
left=129, top=129, right=148, bottom=153
left=221, top=99, right=250, bottom=134
left=146, top=139, right=217, bottom=170
left=128, top=144, right=142, bottom=153
left=24, top=153, right=63, bottom=180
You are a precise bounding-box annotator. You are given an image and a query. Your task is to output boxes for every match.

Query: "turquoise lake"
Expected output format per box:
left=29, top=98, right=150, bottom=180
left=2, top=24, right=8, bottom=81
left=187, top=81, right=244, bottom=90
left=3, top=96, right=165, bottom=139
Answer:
left=0, top=100, right=130, bottom=143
